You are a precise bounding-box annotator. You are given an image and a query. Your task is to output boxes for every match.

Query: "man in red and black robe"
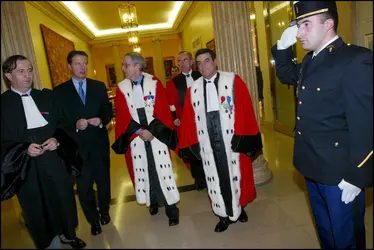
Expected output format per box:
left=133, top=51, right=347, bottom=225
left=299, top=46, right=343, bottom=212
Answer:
left=112, top=52, right=180, bottom=226
left=166, top=51, right=206, bottom=190
left=178, top=48, right=263, bottom=233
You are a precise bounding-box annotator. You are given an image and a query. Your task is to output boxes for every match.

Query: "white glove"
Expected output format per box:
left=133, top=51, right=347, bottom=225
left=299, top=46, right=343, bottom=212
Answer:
left=338, top=179, right=361, bottom=204
left=277, top=26, right=298, bottom=50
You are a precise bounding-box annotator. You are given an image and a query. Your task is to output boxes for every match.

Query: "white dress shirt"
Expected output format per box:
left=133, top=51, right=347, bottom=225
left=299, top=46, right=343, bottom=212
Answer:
left=11, top=87, right=48, bottom=129
left=182, top=70, right=194, bottom=88
left=132, top=74, right=145, bottom=109
left=205, top=73, right=220, bottom=113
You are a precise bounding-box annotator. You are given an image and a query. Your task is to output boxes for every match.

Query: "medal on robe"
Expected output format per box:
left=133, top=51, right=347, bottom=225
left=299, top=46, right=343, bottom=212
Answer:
left=220, top=95, right=233, bottom=114
left=144, top=93, right=155, bottom=107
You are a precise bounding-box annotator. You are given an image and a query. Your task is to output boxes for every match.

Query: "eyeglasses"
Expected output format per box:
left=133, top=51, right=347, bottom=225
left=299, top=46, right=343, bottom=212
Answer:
left=122, top=63, right=137, bottom=69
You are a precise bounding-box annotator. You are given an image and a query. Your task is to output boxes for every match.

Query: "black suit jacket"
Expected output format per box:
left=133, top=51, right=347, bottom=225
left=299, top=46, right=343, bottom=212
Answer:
left=53, top=78, right=113, bottom=160
left=271, top=38, right=373, bottom=188
left=172, top=71, right=201, bottom=108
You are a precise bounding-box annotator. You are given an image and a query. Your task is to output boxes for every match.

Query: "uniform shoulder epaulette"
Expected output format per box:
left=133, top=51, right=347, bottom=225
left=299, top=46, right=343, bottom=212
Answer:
left=343, top=43, right=371, bottom=53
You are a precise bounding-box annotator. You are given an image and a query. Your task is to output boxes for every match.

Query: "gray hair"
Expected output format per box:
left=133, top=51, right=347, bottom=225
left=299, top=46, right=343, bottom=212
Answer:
left=178, top=50, right=193, bottom=60
left=124, top=52, right=146, bottom=71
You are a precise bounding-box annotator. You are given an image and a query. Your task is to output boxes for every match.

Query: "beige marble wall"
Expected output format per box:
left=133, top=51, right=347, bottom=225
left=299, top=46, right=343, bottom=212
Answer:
left=152, top=36, right=167, bottom=85
left=112, top=44, right=124, bottom=83
left=210, top=1, right=272, bottom=185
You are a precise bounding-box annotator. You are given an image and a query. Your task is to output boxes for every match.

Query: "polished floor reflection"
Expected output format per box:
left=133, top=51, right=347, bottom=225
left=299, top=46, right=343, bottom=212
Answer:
left=1, top=123, right=372, bottom=248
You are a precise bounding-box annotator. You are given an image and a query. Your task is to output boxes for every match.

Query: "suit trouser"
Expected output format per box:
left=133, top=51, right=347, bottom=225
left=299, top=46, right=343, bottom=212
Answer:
left=76, top=154, right=111, bottom=224
left=188, top=159, right=206, bottom=185
left=305, top=178, right=366, bottom=249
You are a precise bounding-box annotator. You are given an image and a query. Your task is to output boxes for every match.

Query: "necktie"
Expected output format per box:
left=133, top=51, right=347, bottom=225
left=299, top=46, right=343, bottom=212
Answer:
left=78, top=81, right=85, bottom=105
left=21, top=94, right=29, bottom=97
left=185, top=74, right=190, bottom=77
left=132, top=81, right=138, bottom=85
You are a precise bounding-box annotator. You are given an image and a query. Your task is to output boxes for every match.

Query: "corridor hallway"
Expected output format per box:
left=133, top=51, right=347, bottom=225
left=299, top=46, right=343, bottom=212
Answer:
left=1, top=123, right=373, bottom=248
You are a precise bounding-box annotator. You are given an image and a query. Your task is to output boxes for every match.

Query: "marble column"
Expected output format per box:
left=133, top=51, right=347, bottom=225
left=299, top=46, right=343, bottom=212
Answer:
left=1, top=1, right=42, bottom=93
left=111, top=44, right=124, bottom=84
left=211, top=1, right=272, bottom=185
left=152, top=36, right=166, bottom=85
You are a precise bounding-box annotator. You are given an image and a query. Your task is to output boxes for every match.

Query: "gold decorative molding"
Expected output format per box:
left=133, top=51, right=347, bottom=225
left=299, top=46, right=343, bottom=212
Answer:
left=172, top=1, right=193, bottom=30
left=47, top=1, right=95, bottom=39
left=36, top=1, right=193, bottom=44
left=27, top=1, right=93, bottom=42
left=89, top=30, right=181, bottom=45
left=177, top=2, right=200, bottom=33
left=91, top=34, right=180, bottom=49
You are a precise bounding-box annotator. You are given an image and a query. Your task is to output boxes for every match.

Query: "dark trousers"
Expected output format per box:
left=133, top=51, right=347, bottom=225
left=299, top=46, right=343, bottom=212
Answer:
left=305, top=178, right=366, bottom=249
left=189, top=159, right=206, bottom=185
left=76, top=155, right=111, bottom=224
left=150, top=203, right=179, bottom=219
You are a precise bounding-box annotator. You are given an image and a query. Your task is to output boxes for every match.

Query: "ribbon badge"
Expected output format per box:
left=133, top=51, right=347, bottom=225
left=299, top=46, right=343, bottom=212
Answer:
left=144, top=94, right=155, bottom=107
left=220, top=95, right=233, bottom=114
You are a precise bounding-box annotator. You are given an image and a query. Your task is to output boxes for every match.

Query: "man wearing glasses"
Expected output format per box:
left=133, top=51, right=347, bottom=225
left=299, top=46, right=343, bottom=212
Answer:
left=112, top=52, right=180, bottom=227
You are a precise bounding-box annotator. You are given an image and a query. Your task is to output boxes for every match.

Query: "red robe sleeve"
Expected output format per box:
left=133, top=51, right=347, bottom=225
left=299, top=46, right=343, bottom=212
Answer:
left=113, top=87, right=142, bottom=186
left=232, top=74, right=262, bottom=155
left=113, top=87, right=141, bottom=151
left=153, top=79, right=174, bottom=129
left=233, top=74, right=260, bottom=205
left=233, top=74, right=260, bottom=136
left=176, top=88, right=201, bottom=161
left=165, top=79, right=183, bottom=121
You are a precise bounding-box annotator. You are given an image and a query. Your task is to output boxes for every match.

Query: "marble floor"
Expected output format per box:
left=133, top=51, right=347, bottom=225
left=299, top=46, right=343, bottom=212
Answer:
left=1, top=123, right=372, bottom=249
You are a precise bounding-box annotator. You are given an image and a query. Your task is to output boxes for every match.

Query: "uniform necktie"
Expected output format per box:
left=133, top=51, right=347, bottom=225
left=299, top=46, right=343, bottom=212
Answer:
left=78, top=81, right=85, bottom=105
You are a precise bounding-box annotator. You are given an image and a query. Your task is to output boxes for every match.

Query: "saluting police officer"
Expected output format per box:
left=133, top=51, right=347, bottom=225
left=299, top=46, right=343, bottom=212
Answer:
left=271, top=1, right=372, bottom=249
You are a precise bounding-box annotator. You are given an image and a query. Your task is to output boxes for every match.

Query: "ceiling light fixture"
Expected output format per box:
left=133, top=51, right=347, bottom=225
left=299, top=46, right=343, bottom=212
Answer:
left=118, top=2, right=142, bottom=53
left=61, top=1, right=185, bottom=37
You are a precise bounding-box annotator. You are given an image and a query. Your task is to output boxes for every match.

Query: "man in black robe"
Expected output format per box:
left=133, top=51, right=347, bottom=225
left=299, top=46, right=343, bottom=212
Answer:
left=1, top=55, right=86, bottom=249
left=166, top=51, right=207, bottom=190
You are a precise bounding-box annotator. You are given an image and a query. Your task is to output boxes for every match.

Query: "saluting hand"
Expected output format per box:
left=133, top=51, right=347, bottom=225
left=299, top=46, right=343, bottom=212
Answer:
left=277, top=25, right=298, bottom=50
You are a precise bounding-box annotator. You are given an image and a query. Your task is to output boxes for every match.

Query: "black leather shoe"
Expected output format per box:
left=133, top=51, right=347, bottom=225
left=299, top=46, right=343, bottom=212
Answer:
left=169, top=217, right=179, bottom=226
left=238, top=209, right=248, bottom=223
left=100, top=213, right=111, bottom=225
left=214, top=220, right=231, bottom=232
left=91, top=220, right=102, bottom=236
left=60, top=237, right=86, bottom=249
left=149, top=205, right=159, bottom=216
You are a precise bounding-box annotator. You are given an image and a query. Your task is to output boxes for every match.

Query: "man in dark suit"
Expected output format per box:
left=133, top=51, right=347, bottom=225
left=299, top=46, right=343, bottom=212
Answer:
left=54, top=51, right=113, bottom=236
left=271, top=1, right=372, bottom=249
left=166, top=51, right=206, bottom=191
